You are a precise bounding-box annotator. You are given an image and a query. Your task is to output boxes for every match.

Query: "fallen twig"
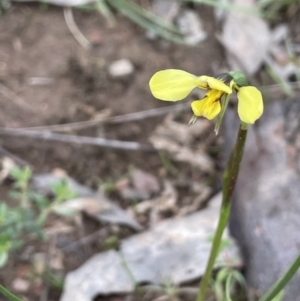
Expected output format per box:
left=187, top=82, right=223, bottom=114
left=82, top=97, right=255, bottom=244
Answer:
left=13, top=80, right=300, bottom=134
left=64, top=7, right=91, bottom=50
left=0, top=128, right=154, bottom=151
left=18, top=103, right=190, bottom=133
left=0, top=146, right=32, bottom=167
left=61, top=228, right=108, bottom=252
left=0, top=83, right=34, bottom=112
left=140, top=285, right=199, bottom=296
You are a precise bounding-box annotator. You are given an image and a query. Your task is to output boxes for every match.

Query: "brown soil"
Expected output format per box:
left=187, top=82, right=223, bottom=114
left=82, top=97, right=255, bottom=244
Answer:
left=0, top=3, right=223, bottom=180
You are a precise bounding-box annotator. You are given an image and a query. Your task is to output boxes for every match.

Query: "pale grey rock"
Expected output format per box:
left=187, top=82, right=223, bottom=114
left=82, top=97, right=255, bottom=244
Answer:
left=31, top=173, right=94, bottom=197
left=60, top=194, right=242, bottom=301
left=61, top=250, right=133, bottom=301
left=221, top=0, right=270, bottom=74
left=225, top=100, right=300, bottom=301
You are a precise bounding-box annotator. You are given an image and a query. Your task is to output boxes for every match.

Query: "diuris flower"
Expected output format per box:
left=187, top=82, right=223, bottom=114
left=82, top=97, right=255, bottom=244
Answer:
left=237, top=86, right=263, bottom=124
left=191, top=89, right=224, bottom=120
left=149, top=69, right=263, bottom=124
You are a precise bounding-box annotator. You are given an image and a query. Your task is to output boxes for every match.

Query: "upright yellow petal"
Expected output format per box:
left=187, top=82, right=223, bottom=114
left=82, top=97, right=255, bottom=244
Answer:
left=199, top=76, right=232, bottom=94
left=237, top=86, right=263, bottom=124
left=191, top=90, right=222, bottom=120
left=149, top=69, right=199, bottom=101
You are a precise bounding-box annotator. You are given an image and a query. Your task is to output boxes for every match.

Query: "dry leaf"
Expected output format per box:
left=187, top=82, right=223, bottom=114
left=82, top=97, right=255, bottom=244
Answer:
left=32, top=173, right=142, bottom=230
left=150, top=114, right=213, bottom=172
left=53, top=195, right=142, bottom=230
left=133, top=180, right=178, bottom=225
left=131, top=169, right=160, bottom=199
left=31, top=173, right=94, bottom=197
left=44, top=221, right=74, bottom=236
left=0, top=157, right=17, bottom=183
left=117, top=168, right=160, bottom=201
left=53, top=197, right=110, bottom=216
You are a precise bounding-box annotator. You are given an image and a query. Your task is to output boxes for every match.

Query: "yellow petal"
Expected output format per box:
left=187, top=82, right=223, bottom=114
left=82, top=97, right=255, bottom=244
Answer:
left=199, top=76, right=232, bottom=94
left=237, top=86, right=263, bottom=124
left=191, top=90, right=222, bottom=120
left=149, top=69, right=200, bottom=101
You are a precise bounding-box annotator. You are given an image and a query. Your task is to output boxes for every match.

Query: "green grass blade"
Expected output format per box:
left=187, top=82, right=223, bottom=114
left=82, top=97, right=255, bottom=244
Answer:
left=108, top=0, right=186, bottom=44
left=0, top=284, right=24, bottom=301
left=96, top=0, right=116, bottom=26
left=120, top=0, right=180, bottom=33
left=265, top=65, right=293, bottom=96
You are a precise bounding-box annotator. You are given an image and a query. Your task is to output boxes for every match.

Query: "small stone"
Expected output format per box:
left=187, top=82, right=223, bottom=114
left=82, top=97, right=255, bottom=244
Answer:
left=176, top=10, right=207, bottom=45
left=12, top=278, right=30, bottom=292
left=146, top=0, right=181, bottom=40
left=108, top=59, right=134, bottom=78
left=151, top=0, right=180, bottom=22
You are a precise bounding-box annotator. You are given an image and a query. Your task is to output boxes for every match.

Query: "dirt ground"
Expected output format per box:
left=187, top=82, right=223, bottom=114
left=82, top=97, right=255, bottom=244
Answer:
left=0, top=2, right=224, bottom=178
left=0, top=2, right=266, bottom=301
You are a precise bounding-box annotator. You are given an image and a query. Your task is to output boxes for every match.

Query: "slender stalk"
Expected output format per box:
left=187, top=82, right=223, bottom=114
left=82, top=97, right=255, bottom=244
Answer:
left=215, top=93, right=230, bottom=135
left=196, top=203, right=231, bottom=301
left=0, top=284, right=24, bottom=301
left=196, top=124, right=248, bottom=301
left=258, top=254, right=300, bottom=301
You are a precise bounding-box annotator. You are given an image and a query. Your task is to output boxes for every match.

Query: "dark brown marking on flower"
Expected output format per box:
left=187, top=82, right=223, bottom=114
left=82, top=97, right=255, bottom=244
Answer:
left=217, top=73, right=233, bottom=85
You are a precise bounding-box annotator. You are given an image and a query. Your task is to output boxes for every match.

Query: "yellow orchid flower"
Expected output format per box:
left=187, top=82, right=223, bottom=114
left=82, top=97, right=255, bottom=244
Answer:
left=237, top=86, right=263, bottom=124
left=149, top=69, right=232, bottom=101
left=191, top=90, right=223, bottom=120
left=149, top=69, right=264, bottom=125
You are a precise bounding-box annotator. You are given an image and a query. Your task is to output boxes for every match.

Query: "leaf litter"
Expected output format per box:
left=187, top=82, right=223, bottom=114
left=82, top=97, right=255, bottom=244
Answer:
left=150, top=114, right=213, bottom=172
left=31, top=170, right=142, bottom=230
left=116, top=168, right=161, bottom=201
left=0, top=2, right=274, bottom=298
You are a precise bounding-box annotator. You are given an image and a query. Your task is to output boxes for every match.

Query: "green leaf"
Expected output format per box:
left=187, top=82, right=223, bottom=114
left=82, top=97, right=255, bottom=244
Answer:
left=51, top=206, right=77, bottom=217
left=10, top=166, right=32, bottom=183
left=0, top=252, right=8, bottom=267
left=95, top=0, right=115, bottom=26
left=271, top=291, right=284, bottom=301
left=0, top=284, right=25, bottom=301
left=228, top=71, right=249, bottom=87
left=225, top=273, right=234, bottom=301
left=31, top=193, right=50, bottom=210
left=108, top=0, right=186, bottom=44
left=51, top=179, right=77, bottom=201
left=0, top=204, right=8, bottom=224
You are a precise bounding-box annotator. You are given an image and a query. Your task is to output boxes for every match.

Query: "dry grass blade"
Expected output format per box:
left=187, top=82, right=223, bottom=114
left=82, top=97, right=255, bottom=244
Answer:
left=0, top=83, right=34, bottom=112
left=64, top=7, right=91, bottom=49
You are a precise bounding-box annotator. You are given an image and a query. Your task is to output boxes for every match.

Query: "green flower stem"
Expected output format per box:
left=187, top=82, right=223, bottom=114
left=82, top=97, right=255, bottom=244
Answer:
left=0, top=284, right=24, bottom=301
left=215, top=93, right=230, bottom=135
left=196, top=124, right=248, bottom=301
left=258, top=254, right=300, bottom=301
